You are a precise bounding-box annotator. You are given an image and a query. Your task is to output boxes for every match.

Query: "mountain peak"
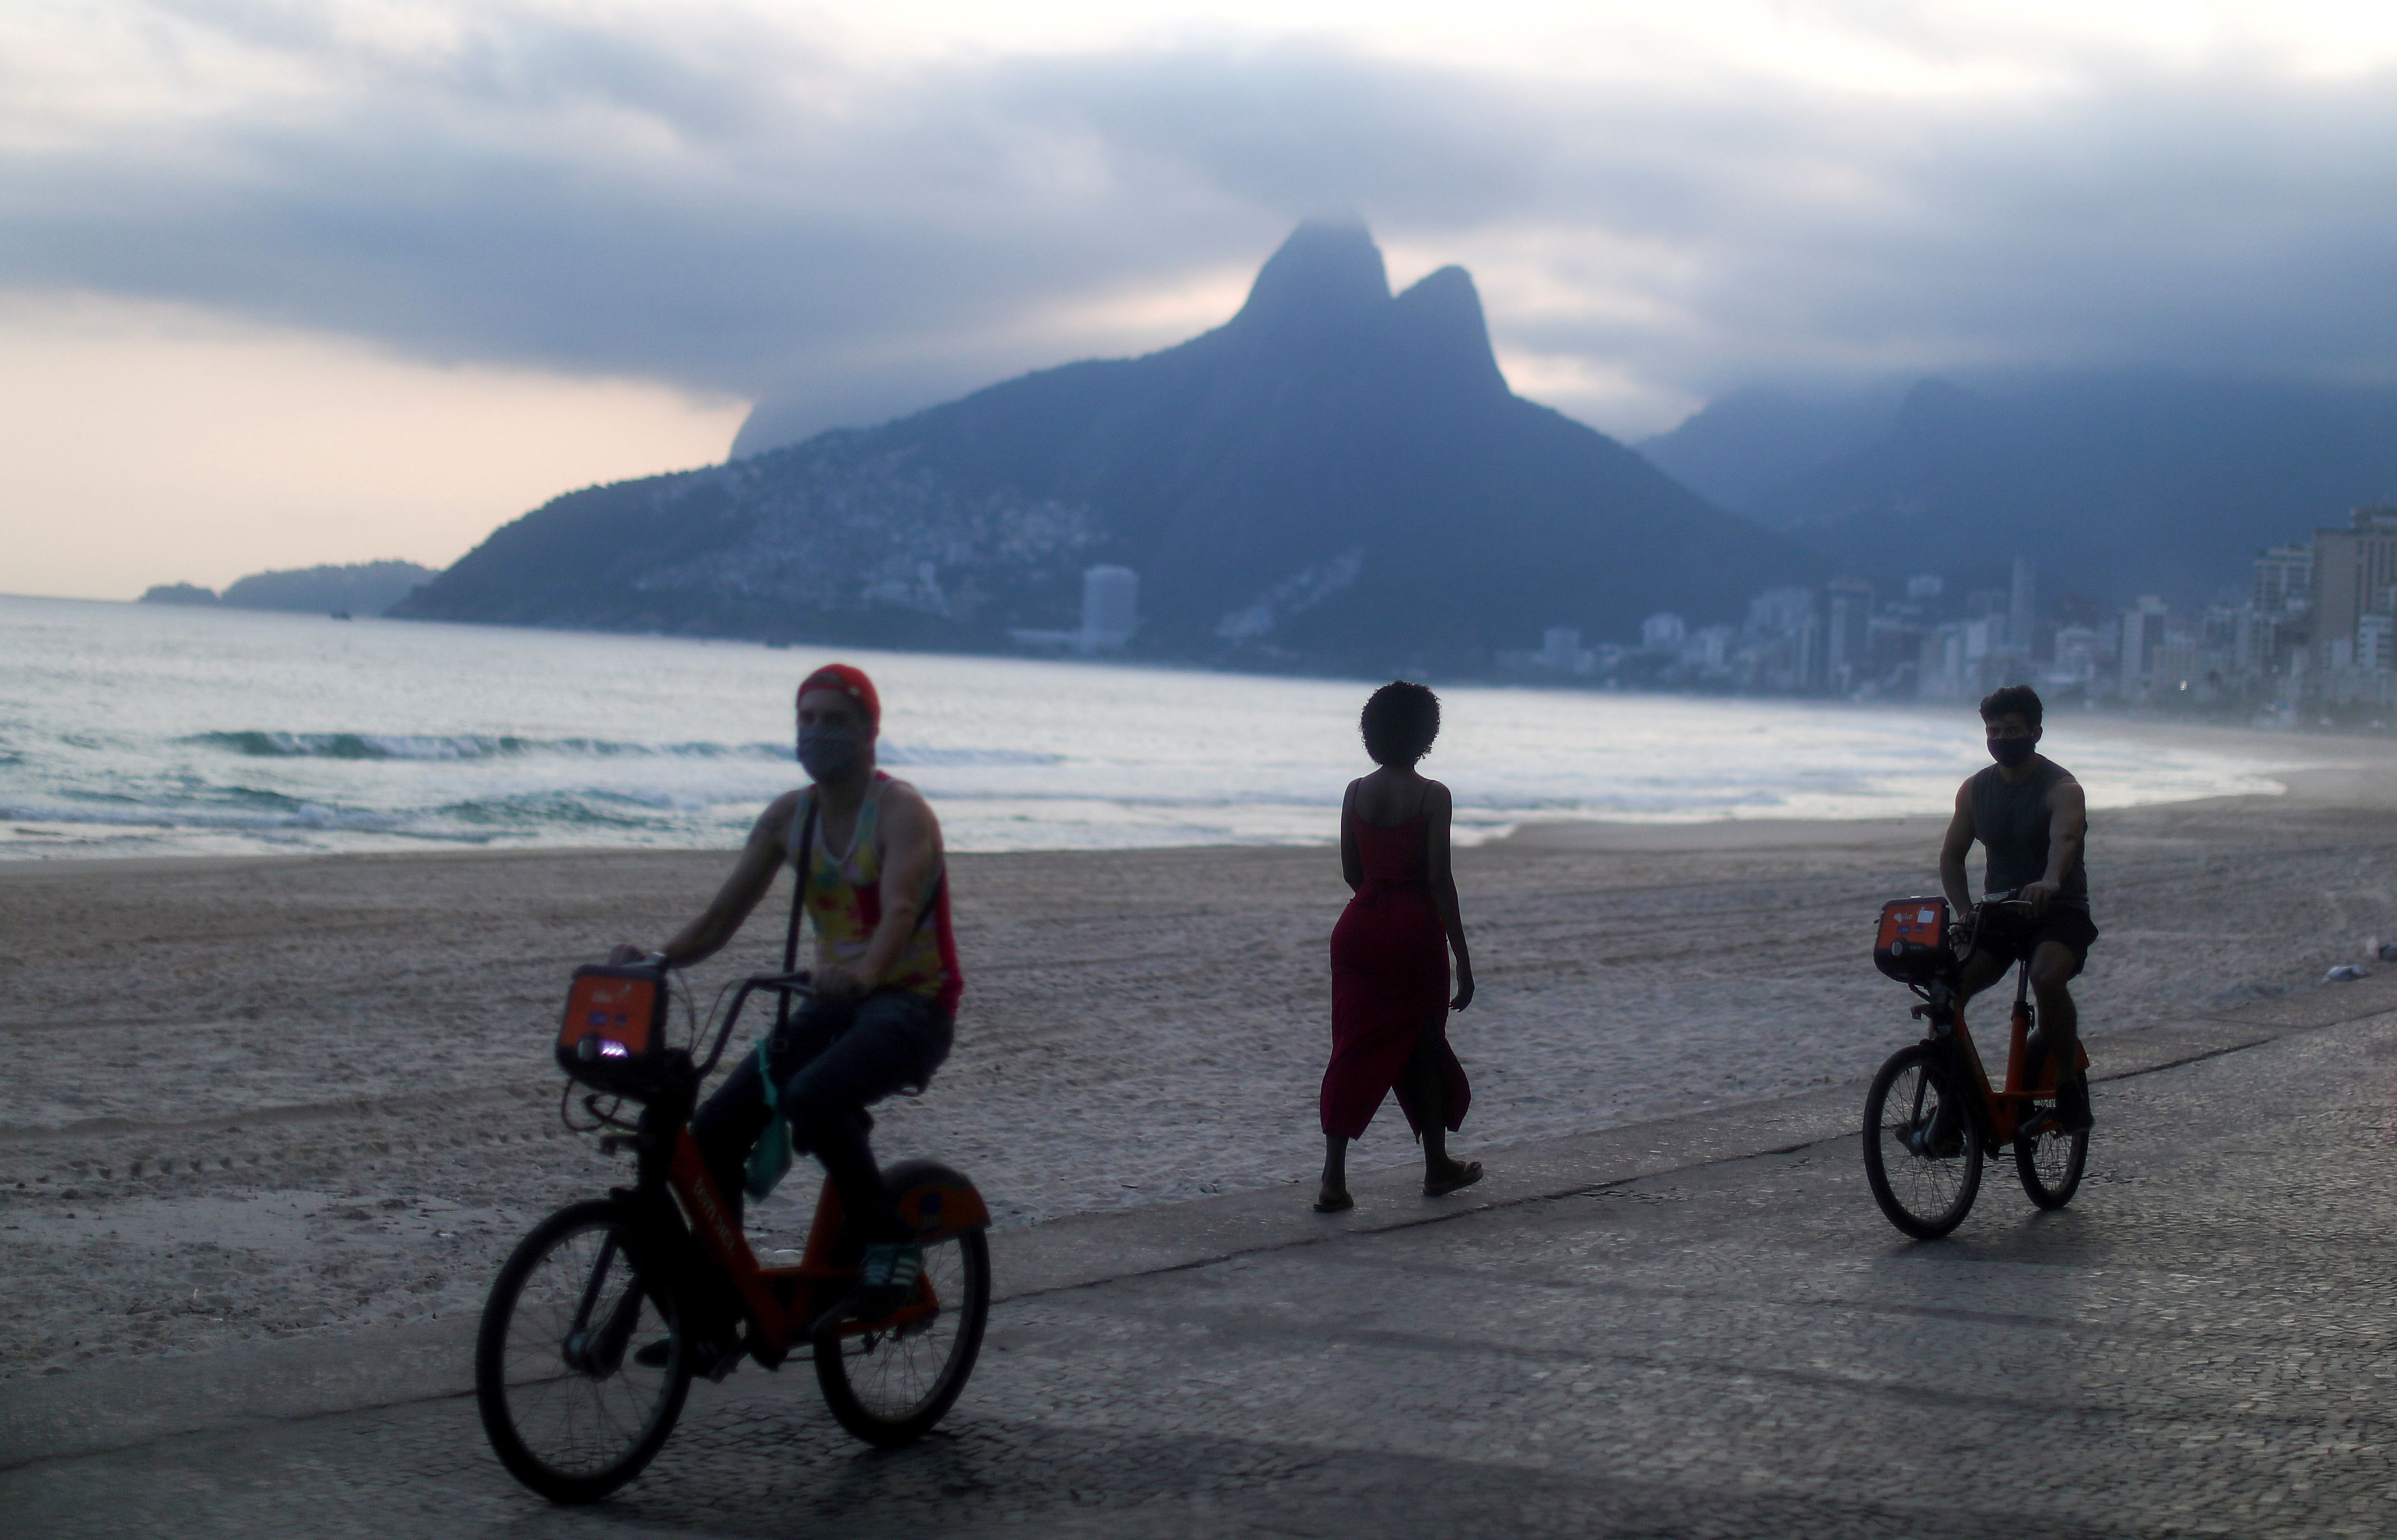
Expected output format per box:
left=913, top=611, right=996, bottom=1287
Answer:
left=406, top=214, right=1794, bottom=668
left=1388, top=265, right=1507, bottom=396
left=1228, top=219, right=1391, bottom=334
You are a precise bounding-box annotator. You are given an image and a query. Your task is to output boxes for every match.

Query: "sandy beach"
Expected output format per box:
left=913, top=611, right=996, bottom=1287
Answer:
left=4, top=730, right=2395, bottom=1380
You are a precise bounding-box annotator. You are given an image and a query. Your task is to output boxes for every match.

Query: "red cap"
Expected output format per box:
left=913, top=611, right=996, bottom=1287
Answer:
left=796, top=663, right=880, bottom=731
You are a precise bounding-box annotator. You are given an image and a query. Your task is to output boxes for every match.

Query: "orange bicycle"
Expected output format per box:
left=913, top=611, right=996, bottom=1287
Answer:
left=474, top=962, right=991, bottom=1503
left=1861, top=893, right=2091, bottom=1239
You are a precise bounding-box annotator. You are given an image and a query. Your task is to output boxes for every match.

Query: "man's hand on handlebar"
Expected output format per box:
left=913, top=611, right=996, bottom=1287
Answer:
left=2015, top=880, right=2061, bottom=916
left=607, top=943, right=670, bottom=967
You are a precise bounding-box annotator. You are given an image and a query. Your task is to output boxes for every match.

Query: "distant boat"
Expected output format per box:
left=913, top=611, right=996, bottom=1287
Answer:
left=329, top=610, right=352, bottom=620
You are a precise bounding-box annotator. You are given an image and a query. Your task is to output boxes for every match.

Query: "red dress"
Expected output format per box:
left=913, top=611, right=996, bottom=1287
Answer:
left=1319, top=812, right=1472, bottom=1141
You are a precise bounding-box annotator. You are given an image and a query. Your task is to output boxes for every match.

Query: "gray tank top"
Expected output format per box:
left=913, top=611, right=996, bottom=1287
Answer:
left=1970, top=760, right=2088, bottom=908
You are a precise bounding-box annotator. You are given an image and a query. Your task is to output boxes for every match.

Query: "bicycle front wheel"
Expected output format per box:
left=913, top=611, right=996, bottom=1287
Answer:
left=1862, top=1043, right=1983, bottom=1239
left=476, top=1199, right=691, bottom=1503
left=2015, top=1121, right=2088, bottom=1209
left=814, top=1228, right=990, bottom=1447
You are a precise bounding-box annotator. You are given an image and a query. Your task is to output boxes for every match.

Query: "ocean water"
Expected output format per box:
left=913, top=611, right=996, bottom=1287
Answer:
left=0, top=595, right=2301, bottom=861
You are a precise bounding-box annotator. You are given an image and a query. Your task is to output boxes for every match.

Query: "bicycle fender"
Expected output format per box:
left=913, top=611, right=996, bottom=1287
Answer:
left=882, top=1158, right=991, bottom=1242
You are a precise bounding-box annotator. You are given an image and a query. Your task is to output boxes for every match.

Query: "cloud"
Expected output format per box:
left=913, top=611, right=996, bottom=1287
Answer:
left=8, top=1, right=2397, bottom=450
left=0, top=290, right=744, bottom=597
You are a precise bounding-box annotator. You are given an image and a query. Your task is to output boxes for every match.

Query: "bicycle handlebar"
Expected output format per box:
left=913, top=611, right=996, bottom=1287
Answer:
left=692, top=970, right=812, bottom=1078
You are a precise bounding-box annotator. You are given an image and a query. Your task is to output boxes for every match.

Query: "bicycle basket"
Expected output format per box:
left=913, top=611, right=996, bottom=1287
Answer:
left=556, top=963, right=672, bottom=1094
left=1874, top=897, right=1955, bottom=983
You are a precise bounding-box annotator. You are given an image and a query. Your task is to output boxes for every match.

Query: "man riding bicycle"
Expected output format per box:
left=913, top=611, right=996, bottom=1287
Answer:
left=613, top=663, right=960, bottom=1326
left=1937, top=683, right=2095, bottom=1134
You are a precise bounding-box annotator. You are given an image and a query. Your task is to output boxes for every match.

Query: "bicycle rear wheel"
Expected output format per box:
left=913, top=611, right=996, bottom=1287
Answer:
left=814, top=1228, right=990, bottom=1447
left=2015, top=1121, right=2088, bottom=1208
left=1862, top=1043, right=1983, bottom=1239
left=476, top=1199, right=691, bottom=1503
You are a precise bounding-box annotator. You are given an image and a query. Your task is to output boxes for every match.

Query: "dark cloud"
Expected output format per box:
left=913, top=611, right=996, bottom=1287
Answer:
left=10, top=5, right=2397, bottom=445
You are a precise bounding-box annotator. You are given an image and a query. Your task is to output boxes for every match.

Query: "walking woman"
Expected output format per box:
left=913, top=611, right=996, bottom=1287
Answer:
left=1315, top=681, right=1478, bottom=1212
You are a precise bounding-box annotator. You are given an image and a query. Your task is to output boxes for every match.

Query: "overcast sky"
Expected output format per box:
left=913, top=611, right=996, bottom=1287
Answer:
left=8, top=1, right=2397, bottom=597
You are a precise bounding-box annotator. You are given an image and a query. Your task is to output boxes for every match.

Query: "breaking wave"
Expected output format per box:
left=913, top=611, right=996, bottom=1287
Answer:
left=181, top=732, right=1061, bottom=767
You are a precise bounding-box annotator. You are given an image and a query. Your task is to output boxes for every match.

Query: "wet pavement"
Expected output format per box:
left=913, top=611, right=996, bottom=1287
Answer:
left=7, top=980, right=2397, bottom=1538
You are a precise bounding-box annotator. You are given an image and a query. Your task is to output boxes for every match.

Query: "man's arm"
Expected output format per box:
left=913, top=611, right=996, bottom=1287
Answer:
left=816, top=783, right=943, bottom=1000
left=1938, top=780, right=1977, bottom=917
left=615, top=792, right=796, bottom=968
left=2019, top=778, right=2087, bottom=916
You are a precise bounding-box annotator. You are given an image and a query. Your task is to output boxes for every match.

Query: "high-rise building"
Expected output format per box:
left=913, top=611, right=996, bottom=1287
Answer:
left=1825, top=577, right=1873, bottom=688
left=1080, top=565, right=1138, bottom=650
left=2051, top=626, right=2104, bottom=683
left=1641, top=612, right=1686, bottom=651
left=2361, top=614, right=2395, bottom=673
left=2253, top=543, right=2313, bottom=614
left=1744, top=587, right=1822, bottom=691
left=2008, top=558, right=2037, bottom=654
left=2119, top=595, right=2167, bottom=693
left=2308, top=508, right=2397, bottom=669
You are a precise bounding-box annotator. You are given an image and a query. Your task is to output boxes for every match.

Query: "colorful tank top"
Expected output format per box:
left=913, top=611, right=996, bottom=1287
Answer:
left=786, top=773, right=962, bottom=1014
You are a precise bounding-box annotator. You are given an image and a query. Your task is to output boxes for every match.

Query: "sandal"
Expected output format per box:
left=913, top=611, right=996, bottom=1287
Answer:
left=1423, top=1160, right=1483, bottom=1197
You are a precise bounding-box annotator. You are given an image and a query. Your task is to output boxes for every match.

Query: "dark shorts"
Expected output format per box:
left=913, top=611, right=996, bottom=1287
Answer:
left=1975, top=903, right=2099, bottom=978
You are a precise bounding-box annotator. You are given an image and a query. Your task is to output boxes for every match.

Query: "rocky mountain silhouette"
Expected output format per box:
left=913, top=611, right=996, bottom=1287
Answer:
left=1635, top=384, right=1909, bottom=520
left=395, top=221, right=1806, bottom=668
left=140, top=560, right=438, bottom=615
left=1645, top=373, right=2397, bottom=608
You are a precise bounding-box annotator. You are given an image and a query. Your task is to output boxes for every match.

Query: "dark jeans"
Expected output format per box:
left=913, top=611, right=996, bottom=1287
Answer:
left=691, top=989, right=953, bottom=1243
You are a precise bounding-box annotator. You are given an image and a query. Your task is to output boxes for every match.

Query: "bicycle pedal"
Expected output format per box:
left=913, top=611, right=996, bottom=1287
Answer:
left=807, top=1289, right=861, bottom=1342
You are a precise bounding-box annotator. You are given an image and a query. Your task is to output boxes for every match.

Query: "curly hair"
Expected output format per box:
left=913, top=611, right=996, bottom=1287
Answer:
left=1360, top=681, right=1441, bottom=766
left=1978, top=683, right=2043, bottom=728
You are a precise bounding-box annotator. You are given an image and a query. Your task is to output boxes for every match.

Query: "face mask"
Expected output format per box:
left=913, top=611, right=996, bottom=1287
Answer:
left=1987, top=735, right=2036, bottom=768
left=798, top=724, right=866, bottom=783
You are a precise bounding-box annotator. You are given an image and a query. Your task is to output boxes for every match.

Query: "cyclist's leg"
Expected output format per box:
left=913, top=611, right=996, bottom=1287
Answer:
left=690, top=1050, right=773, bottom=1230
left=1955, top=945, right=2012, bottom=1002
left=2027, top=935, right=2092, bottom=1129
left=2026, top=941, right=2081, bottom=1052
left=1919, top=945, right=2009, bottom=1151
left=690, top=1000, right=844, bottom=1225
left=778, top=991, right=954, bottom=1243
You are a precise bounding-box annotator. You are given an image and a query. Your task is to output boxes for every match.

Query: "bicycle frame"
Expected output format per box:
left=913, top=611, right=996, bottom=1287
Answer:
left=1919, top=954, right=2089, bottom=1149
left=657, top=1129, right=988, bottom=1362
left=604, top=971, right=991, bottom=1365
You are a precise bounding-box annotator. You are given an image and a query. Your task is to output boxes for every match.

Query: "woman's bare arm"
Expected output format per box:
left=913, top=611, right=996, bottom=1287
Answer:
left=1424, top=781, right=1473, bottom=1010
left=1340, top=779, right=1362, bottom=892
